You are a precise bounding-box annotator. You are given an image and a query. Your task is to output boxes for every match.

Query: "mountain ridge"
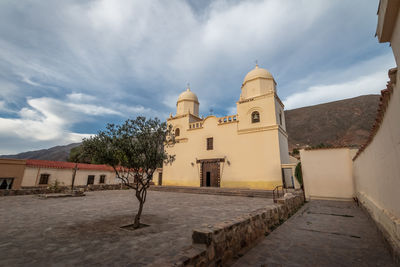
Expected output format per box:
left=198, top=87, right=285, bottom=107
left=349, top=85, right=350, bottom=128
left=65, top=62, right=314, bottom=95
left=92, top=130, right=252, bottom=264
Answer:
left=285, top=94, right=380, bottom=150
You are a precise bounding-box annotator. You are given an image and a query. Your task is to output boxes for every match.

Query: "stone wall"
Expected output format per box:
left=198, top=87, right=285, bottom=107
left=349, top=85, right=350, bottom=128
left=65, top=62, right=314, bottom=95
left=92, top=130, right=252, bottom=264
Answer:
left=0, top=184, right=128, bottom=197
left=172, top=193, right=304, bottom=266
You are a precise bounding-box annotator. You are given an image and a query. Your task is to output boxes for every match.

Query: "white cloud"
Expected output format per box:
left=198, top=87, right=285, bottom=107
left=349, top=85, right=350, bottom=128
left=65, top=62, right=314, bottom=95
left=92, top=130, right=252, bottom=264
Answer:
left=0, top=95, right=119, bottom=153
left=66, top=93, right=97, bottom=102
left=283, top=53, right=394, bottom=109
left=0, top=92, right=165, bottom=153
left=284, top=71, right=387, bottom=110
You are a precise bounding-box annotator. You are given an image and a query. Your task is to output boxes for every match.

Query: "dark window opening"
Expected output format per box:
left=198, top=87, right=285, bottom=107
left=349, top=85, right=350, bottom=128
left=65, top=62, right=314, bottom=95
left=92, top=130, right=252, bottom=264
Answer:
left=279, top=112, right=282, bottom=125
left=0, top=178, right=13, bottom=190
left=206, top=172, right=211, bottom=187
left=87, top=175, right=95, bottom=185
left=207, top=137, right=213, bottom=150
left=175, top=128, right=180, bottom=137
left=39, top=174, right=50, bottom=185
left=251, top=111, right=260, bottom=123
left=99, top=175, right=106, bottom=184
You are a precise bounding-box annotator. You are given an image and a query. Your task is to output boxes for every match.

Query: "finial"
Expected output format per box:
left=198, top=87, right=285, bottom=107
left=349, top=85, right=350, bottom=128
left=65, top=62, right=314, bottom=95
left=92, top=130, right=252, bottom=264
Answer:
left=255, top=60, right=258, bottom=68
left=186, top=83, right=190, bottom=91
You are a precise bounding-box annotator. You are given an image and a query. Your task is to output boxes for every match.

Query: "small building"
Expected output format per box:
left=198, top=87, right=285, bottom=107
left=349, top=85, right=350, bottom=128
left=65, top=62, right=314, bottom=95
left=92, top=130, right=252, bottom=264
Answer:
left=21, top=159, right=119, bottom=189
left=0, top=159, right=119, bottom=189
left=0, top=159, right=26, bottom=190
left=163, top=65, right=295, bottom=190
left=0, top=158, right=164, bottom=190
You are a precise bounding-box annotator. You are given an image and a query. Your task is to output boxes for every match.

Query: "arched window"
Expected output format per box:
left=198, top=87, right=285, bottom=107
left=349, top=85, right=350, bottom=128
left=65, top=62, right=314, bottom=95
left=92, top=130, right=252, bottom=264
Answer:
left=175, top=128, right=180, bottom=137
left=251, top=111, right=260, bottom=123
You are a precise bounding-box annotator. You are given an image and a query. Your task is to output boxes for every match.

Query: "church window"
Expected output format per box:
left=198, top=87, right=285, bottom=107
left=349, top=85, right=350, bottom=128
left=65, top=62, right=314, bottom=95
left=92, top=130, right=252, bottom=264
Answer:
left=251, top=111, right=260, bottom=123
left=39, top=174, right=49, bottom=185
left=207, top=137, right=213, bottom=150
left=175, top=128, right=180, bottom=137
left=279, top=112, right=282, bottom=125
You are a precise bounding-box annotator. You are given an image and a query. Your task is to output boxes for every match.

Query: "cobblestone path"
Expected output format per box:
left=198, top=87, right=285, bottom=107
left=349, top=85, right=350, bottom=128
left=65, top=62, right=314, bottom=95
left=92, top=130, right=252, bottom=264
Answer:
left=0, top=190, right=273, bottom=266
left=233, top=200, right=397, bottom=266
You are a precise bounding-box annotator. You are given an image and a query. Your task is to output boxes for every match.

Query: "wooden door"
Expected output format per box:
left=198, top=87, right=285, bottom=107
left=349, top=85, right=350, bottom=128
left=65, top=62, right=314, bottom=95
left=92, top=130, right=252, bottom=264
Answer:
left=201, top=162, right=220, bottom=187
left=158, top=172, right=163, bottom=186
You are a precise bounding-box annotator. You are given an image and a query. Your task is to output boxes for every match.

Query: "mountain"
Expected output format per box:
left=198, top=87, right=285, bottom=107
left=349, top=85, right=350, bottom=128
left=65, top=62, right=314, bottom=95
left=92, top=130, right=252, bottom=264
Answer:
left=0, top=143, right=81, bottom=161
left=285, top=94, right=380, bottom=151
left=0, top=95, right=380, bottom=161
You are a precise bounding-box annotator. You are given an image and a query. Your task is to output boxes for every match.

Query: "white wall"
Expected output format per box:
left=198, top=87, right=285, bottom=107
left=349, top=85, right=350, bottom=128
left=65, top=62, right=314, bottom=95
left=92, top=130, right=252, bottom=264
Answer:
left=22, top=167, right=119, bottom=187
left=300, top=148, right=358, bottom=201
left=353, top=73, right=400, bottom=255
left=352, top=1, right=400, bottom=257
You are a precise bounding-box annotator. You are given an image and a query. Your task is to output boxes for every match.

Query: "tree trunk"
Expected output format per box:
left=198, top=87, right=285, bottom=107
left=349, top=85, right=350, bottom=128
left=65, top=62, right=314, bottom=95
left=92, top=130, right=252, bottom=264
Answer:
left=71, top=163, right=78, bottom=191
left=133, top=198, right=144, bottom=228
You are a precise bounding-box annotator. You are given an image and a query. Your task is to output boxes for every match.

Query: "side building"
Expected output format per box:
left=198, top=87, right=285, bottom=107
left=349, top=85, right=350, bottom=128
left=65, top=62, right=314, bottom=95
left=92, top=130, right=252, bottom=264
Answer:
left=163, top=65, right=295, bottom=190
left=0, top=159, right=119, bottom=190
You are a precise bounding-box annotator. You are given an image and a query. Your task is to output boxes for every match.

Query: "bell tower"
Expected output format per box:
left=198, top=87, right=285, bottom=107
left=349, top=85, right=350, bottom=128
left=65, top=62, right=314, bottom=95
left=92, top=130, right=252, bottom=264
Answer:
left=240, top=64, right=276, bottom=101
left=237, top=64, right=286, bottom=133
left=176, top=86, right=199, bottom=117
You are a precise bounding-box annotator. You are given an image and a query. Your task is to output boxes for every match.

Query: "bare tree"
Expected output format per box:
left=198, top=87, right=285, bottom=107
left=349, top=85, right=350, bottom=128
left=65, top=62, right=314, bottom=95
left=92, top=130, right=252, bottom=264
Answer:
left=82, top=117, right=175, bottom=228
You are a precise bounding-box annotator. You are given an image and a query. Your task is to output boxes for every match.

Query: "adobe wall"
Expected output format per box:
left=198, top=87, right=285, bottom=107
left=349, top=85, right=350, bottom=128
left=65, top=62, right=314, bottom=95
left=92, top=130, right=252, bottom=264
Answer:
left=0, top=159, right=26, bottom=189
left=300, top=148, right=358, bottom=201
left=21, top=166, right=118, bottom=187
left=353, top=75, right=400, bottom=261
left=351, top=1, right=400, bottom=261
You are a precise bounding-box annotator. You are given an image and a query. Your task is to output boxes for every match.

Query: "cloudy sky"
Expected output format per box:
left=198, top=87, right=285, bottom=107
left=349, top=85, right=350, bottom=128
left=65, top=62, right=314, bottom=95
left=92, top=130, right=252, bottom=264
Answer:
left=0, top=0, right=395, bottom=155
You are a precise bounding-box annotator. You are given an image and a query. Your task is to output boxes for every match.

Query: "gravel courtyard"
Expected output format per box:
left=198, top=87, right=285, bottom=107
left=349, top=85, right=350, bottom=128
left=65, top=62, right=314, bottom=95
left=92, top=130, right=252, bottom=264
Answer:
left=0, top=190, right=274, bottom=266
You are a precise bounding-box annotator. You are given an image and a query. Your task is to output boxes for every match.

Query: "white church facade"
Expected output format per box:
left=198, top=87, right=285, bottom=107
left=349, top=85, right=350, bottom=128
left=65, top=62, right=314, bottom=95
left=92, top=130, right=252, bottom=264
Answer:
left=162, top=65, right=295, bottom=190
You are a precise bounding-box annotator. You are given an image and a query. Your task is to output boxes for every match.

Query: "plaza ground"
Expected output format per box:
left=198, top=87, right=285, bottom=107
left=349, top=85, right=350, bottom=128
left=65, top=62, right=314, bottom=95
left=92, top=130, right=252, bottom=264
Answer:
left=0, top=190, right=396, bottom=266
left=0, top=190, right=274, bottom=266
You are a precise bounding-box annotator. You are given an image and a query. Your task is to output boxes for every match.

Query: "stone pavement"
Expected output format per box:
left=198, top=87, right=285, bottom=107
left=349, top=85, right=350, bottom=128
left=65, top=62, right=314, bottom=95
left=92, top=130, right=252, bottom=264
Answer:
left=0, top=190, right=274, bottom=266
left=233, top=200, right=397, bottom=267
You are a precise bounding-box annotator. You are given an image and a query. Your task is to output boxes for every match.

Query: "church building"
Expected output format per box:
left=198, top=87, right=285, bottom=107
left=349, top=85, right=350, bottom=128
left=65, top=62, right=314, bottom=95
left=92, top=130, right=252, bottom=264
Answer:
left=162, top=65, right=293, bottom=190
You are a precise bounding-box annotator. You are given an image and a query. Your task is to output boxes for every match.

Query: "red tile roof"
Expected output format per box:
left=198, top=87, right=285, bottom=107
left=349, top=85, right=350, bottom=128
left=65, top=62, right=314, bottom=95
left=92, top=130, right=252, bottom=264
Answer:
left=353, top=68, right=397, bottom=161
left=25, top=159, right=114, bottom=172
left=304, top=145, right=358, bottom=151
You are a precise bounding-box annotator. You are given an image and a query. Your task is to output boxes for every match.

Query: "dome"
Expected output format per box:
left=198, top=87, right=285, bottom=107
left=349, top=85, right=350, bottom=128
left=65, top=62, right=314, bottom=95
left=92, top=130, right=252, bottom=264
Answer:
left=177, top=87, right=199, bottom=103
left=243, top=65, right=274, bottom=84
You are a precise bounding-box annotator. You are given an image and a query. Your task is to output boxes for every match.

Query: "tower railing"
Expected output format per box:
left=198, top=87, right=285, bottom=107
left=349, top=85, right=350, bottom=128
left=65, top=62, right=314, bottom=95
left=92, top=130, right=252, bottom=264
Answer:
left=218, top=115, right=238, bottom=124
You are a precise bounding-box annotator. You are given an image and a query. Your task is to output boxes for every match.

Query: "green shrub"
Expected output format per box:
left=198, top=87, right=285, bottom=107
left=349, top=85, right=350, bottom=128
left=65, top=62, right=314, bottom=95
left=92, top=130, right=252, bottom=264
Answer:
left=295, top=162, right=303, bottom=186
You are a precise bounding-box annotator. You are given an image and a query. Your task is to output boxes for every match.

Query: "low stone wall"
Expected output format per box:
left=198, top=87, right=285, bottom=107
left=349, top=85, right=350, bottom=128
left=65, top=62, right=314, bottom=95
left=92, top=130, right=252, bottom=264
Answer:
left=357, top=192, right=400, bottom=263
left=173, top=193, right=304, bottom=266
left=0, top=184, right=128, bottom=197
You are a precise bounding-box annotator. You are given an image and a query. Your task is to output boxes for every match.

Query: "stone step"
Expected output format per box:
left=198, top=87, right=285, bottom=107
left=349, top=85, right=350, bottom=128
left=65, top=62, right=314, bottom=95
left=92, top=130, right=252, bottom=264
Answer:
left=149, top=186, right=274, bottom=198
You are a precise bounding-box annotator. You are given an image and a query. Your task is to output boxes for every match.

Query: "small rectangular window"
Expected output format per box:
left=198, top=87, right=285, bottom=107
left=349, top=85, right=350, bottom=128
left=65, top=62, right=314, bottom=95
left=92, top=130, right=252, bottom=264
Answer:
left=87, top=175, right=95, bottom=185
left=279, top=112, right=282, bottom=125
left=39, top=174, right=49, bottom=185
left=207, top=137, right=213, bottom=150
left=99, top=175, right=106, bottom=184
